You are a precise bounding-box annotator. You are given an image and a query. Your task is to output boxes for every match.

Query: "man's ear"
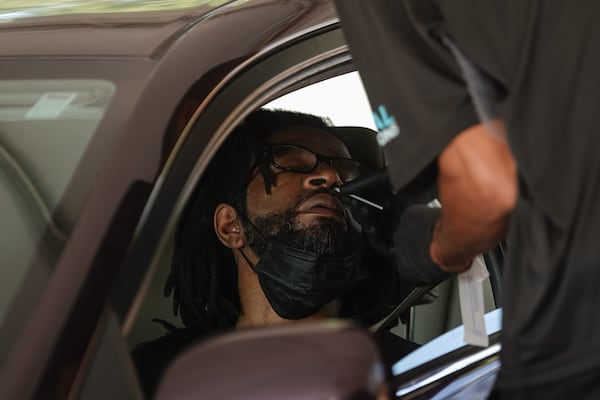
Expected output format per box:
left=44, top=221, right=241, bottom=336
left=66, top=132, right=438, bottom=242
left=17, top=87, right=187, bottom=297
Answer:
left=214, top=204, right=245, bottom=249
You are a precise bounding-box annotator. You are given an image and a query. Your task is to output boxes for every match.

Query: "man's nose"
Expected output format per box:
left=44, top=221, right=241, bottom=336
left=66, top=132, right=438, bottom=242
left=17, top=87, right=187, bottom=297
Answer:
left=302, top=160, right=342, bottom=189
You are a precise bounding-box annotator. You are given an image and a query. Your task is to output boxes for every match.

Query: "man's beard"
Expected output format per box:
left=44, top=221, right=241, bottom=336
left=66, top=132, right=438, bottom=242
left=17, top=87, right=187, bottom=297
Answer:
left=243, top=196, right=361, bottom=257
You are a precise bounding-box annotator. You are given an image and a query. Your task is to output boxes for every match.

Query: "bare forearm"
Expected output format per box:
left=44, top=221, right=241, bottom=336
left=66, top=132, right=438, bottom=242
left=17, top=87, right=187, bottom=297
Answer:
left=430, top=205, right=510, bottom=272
left=429, top=122, right=517, bottom=272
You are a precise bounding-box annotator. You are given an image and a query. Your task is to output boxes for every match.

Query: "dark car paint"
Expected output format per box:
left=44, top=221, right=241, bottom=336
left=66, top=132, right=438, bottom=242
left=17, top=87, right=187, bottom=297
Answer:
left=0, top=2, right=339, bottom=398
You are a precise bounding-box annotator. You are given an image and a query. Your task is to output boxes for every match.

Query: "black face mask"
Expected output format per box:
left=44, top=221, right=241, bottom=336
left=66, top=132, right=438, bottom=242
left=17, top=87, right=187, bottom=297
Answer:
left=240, top=238, right=369, bottom=320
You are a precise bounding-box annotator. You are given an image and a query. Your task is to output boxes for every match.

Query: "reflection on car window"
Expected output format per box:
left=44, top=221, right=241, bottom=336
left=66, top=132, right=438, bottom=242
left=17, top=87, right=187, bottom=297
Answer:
left=0, top=79, right=115, bottom=325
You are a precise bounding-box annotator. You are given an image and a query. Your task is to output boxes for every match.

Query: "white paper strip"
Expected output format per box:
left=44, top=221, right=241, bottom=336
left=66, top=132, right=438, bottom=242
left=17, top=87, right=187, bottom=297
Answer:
left=458, top=254, right=489, bottom=347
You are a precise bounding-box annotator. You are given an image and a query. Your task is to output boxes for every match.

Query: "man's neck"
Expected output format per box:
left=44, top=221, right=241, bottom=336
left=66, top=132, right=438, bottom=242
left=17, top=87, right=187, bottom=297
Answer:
left=234, top=250, right=338, bottom=329
left=235, top=307, right=331, bottom=330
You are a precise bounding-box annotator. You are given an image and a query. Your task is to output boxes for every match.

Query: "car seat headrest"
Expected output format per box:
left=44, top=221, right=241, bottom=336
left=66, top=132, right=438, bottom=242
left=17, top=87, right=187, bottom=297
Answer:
left=331, top=126, right=384, bottom=170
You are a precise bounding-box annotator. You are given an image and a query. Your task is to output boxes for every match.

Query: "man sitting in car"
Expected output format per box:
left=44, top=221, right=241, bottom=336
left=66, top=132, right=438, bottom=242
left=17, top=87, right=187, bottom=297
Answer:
left=132, top=108, right=447, bottom=397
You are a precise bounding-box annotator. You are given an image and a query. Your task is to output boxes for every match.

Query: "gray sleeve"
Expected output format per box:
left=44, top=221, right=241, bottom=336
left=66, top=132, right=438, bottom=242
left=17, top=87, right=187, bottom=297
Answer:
left=335, top=0, right=479, bottom=192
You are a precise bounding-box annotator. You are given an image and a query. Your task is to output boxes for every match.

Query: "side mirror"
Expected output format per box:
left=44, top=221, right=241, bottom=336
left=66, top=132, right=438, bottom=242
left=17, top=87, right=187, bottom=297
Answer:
left=155, top=320, right=387, bottom=400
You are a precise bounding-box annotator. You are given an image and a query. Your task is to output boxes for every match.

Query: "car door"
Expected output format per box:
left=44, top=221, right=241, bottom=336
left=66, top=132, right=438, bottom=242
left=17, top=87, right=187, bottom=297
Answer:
left=0, top=1, right=342, bottom=399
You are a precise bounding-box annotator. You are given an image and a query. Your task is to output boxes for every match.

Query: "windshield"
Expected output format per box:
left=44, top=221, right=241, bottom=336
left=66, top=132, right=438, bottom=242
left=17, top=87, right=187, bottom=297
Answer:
left=0, top=79, right=115, bottom=329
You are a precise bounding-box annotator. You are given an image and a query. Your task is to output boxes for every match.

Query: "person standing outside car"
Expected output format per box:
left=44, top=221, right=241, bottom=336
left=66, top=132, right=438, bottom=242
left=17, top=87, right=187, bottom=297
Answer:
left=336, top=0, right=600, bottom=398
left=132, top=108, right=436, bottom=397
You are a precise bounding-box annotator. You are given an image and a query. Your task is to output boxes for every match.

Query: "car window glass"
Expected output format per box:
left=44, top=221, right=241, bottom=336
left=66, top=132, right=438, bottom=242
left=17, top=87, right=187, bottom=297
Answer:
left=0, top=79, right=115, bottom=327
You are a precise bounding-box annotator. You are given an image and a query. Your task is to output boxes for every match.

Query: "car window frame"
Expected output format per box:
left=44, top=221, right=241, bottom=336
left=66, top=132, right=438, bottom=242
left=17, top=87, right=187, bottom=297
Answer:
left=73, top=24, right=353, bottom=398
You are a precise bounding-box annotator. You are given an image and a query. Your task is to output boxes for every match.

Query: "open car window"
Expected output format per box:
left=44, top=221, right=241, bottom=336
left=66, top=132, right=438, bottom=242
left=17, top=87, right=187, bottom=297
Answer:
left=126, top=67, right=502, bottom=361
left=265, top=71, right=375, bottom=129
left=124, top=71, right=376, bottom=347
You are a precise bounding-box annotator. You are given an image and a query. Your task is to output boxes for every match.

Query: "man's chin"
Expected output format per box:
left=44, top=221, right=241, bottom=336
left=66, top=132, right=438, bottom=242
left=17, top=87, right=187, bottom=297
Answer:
left=294, top=213, right=347, bottom=231
left=289, top=215, right=358, bottom=254
left=246, top=209, right=357, bottom=255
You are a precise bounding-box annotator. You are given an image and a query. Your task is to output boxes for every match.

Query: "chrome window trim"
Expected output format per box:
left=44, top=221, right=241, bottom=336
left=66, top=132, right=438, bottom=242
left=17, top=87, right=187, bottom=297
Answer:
left=395, top=343, right=501, bottom=397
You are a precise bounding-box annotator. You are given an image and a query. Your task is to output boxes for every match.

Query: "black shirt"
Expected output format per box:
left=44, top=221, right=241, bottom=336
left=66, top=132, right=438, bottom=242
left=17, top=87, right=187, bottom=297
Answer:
left=337, top=0, right=600, bottom=390
left=131, top=326, right=205, bottom=398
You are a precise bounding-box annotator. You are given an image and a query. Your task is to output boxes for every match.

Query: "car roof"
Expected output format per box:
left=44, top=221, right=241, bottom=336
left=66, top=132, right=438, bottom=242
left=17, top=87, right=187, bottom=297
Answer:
left=0, top=1, right=266, bottom=57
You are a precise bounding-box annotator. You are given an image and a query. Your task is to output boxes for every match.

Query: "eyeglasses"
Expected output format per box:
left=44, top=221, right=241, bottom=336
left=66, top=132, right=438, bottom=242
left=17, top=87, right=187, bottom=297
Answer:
left=261, top=143, right=368, bottom=183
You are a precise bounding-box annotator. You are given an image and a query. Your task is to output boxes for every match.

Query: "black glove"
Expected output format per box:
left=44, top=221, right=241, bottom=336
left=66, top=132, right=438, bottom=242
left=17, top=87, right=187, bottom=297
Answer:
left=340, top=167, right=437, bottom=260
left=337, top=169, right=395, bottom=257
left=393, top=204, right=452, bottom=285
left=344, top=196, right=393, bottom=258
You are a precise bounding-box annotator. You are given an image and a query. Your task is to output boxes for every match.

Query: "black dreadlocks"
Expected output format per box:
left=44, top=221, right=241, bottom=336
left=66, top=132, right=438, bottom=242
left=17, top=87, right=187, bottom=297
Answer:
left=164, top=108, right=334, bottom=334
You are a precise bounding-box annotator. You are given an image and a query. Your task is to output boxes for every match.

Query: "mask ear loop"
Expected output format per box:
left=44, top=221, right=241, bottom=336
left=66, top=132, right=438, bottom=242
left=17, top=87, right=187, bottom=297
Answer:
left=237, top=247, right=258, bottom=272
left=233, top=208, right=266, bottom=273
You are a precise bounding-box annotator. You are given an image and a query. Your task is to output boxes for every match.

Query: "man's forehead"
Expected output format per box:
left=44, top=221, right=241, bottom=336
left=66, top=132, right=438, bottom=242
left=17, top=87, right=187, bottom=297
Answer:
left=265, top=126, right=351, bottom=157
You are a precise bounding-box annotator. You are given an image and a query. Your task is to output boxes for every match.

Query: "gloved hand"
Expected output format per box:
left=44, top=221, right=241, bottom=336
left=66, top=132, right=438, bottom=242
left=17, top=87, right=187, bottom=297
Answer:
left=342, top=188, right=453, bottom=327
left=337, top=169, right=395, bottom=257
left=339, top=167, right=434, bottom=254
left=342, top=200, right=445, bottom=321
left=393, top=204, right=452, bottom=285
left=343, top=193, right=396, bottom=258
